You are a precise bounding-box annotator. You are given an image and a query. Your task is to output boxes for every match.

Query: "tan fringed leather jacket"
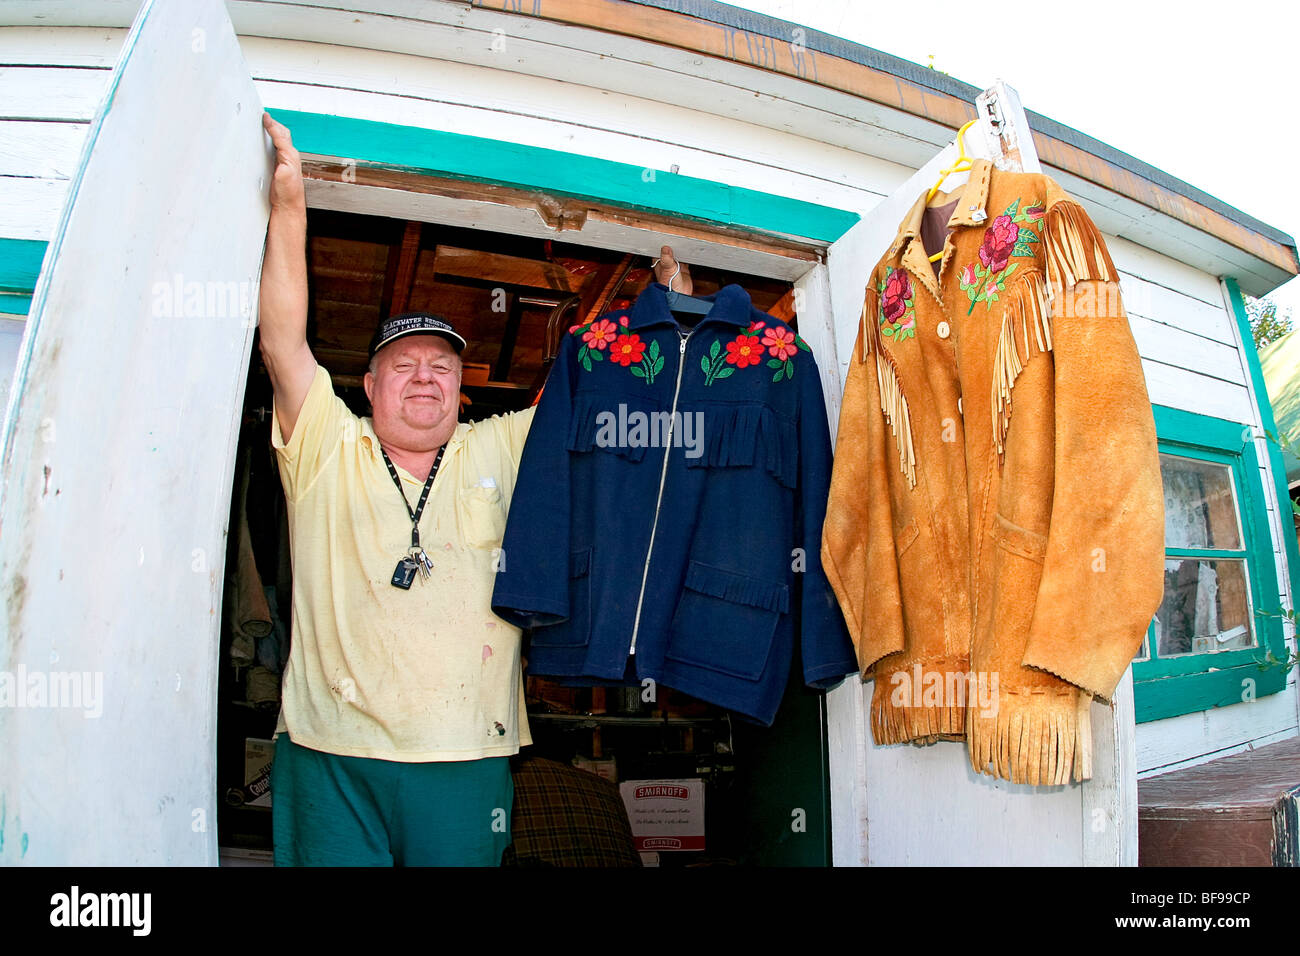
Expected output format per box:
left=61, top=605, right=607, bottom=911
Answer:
left=821, top=159, right=1165, bottom=785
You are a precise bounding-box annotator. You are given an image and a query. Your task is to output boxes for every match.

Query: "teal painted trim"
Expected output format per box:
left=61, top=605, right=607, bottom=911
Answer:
left=1225, top=277, right=1300, bottom=619
left=0, top=294, right=32, bottom=317
left=1134, top=413, right=1289, bottom=721
left=266, top=108, right=860, bottom=244
left=1152, top=403, right=1249, bottom=452
left=1164, top=547, right=1247, bottom=560
left=0, top=239, right=49, bottom=295
left=1135, top=663, right=1286, bottom=723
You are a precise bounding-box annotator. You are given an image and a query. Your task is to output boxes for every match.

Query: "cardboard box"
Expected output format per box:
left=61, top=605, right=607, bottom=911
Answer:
left=572, top=755, right=618, bottom=783
left=243, top=738, right=275, bottom=809
left=618, top=778, right=705, bottom=852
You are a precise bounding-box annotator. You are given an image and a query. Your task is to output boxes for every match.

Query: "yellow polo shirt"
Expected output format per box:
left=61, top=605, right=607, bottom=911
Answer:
left=270, top=363, right=534, bottom=761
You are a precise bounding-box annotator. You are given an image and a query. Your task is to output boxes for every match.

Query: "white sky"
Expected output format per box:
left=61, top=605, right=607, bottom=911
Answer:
left=723, top=0, right=1300, bottom=317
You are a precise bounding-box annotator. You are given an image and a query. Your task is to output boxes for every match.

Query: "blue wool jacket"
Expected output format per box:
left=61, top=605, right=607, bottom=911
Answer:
left=490, top=282, right=856, bottom=726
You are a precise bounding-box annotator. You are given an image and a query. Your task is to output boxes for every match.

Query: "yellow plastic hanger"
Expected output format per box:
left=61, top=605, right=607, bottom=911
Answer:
left=925, top=118, right=979, bottom=262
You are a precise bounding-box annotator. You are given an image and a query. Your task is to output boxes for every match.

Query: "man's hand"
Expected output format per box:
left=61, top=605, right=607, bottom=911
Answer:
left=264, top=111, right=306, bottom=213
left=258, top=112, right=315, bottom=443
left=653, top=244, right=692, bottom=295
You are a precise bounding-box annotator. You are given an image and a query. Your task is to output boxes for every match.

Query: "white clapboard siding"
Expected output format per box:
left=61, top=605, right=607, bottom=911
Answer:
left=1138, top=683, right=1299, bottom=775
left=0, top=24, right=124, bottom=65
left=0, top=121, right=86, bottom=177
left=255, top=76, right=884, bottom=217
left=227, top=0, right=957, bottom=168
left=1140, top=358, right=1255, bottom=423
left=240, top=36, right=910, bottom=199
left=0, top=64, right=110, bottom=120
left=1119, top=272, right=1239, bottom=345
left=1128, top=315, right=1245, bottom=386
left=0, top=176, right=71, bottom=240
left=1108, top=234, right=1231, bottom=307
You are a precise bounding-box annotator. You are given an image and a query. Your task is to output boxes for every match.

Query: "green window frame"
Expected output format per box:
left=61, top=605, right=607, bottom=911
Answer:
left=1134, top=403, right=1289, bottom=721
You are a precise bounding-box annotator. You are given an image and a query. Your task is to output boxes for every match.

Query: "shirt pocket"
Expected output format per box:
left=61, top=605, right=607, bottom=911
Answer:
left=458, top=483, right=506, bottom=550
left=664, top=560, right=790, bottom=681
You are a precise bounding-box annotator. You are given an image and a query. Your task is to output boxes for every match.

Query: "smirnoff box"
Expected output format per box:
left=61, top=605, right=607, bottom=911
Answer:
left=618, top=778, right=704, bottom=852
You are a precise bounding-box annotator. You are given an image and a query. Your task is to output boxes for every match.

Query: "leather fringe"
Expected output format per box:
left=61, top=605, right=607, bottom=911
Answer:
left=860, top=276, right=916, bottom=487
left=1043, top=199, right=1117, bottom=299
left=991, top=200, right=1117, bottom=459
left=860, top=284, right=878, bottom=362
left=870, top=658, right=970, bottom=744
left=966, top=688, right=1094, bottom=785
left=875, top=347, right=917, bottom=489
left=991, top=271, right=1052, bottom=458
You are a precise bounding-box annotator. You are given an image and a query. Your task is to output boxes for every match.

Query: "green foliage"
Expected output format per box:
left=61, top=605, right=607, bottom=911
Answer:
left=1246, top=294, right=1293, bottom=350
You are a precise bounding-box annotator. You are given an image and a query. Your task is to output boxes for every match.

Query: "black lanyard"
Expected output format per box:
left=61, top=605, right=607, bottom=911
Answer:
left=379, top=444, right=445, bottom=552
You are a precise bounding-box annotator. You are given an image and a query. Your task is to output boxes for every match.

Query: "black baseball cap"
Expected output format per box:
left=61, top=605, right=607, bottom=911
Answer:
left=368, top=312, right=467, bottom=360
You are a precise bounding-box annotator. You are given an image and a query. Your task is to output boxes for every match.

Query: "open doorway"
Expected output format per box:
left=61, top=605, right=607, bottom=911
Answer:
left=215, top=207, right=832, bottom=866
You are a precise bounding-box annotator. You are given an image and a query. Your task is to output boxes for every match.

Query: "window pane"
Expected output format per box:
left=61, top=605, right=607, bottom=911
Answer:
left=1156, top=558, right=1254, bottom=657
left=1133, top=625, right=1151, bottom=662
left=1160, top=455, right=1243, bottom=551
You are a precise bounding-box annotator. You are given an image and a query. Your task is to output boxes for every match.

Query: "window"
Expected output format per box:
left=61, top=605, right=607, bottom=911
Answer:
left=1133, top=405, right=1288, bottom=722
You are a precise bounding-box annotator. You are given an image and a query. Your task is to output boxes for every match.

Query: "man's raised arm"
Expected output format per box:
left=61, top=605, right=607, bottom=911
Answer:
left=258, top=112, right=316, bottom=443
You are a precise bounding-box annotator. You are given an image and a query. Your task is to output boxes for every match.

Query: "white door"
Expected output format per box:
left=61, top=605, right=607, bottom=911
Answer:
left=801, top=85, right=1135, bottom=866
left=0, top=0, right=271, bottom=865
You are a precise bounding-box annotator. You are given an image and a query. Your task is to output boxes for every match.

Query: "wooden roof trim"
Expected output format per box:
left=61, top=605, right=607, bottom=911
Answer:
left=469, top=0, right=1298, bottom=277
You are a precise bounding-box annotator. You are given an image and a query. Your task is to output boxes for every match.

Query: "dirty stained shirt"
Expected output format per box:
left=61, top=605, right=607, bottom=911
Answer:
left=271, top=364, right=534, bottom=761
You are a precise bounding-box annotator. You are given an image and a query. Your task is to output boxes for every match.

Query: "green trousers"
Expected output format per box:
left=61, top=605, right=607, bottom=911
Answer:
left=271, top=735, right=513, bottom=866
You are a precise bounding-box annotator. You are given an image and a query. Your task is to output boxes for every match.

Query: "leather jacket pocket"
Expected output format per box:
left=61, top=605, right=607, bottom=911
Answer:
left=895, top=516, right=920, bottom=557
left=531, top=547, right=593, bottom=648
left=988, top=512, right=1048, bottom=564
left=664, top=560, right=790, bottom=680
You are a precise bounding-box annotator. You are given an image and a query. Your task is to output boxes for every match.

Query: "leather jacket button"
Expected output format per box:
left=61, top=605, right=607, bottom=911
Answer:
left=936, top=320, right=951, bottom=339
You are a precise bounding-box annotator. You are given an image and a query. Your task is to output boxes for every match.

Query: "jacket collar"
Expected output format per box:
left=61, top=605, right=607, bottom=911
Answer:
left=627, top=281, right=754, bottom=332
left=887, top=157, right=994, bottom=302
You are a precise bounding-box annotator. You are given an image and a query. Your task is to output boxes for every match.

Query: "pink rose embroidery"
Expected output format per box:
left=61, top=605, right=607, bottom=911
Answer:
left=979, top=214, right=1020, bottom=273
left=881, top=269, right=914, bottom=323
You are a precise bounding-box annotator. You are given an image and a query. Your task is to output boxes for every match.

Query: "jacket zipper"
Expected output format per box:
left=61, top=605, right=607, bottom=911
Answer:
left=628, top=328, right=692, bottom=655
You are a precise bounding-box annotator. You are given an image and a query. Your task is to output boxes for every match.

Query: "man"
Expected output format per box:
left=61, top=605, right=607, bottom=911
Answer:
left=259, top=112, right=535, bottom=866
left=258, top=112, right=690, bottom=865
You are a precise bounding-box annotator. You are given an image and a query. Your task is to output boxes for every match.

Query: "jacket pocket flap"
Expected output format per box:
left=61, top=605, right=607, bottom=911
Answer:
left=566, top=390, right=662, bottom=463
left=894, top=516, right=919, bottom=556
left=683, top=560, right=790, bottom=614
left=989, top=512, right=1048, bottom=562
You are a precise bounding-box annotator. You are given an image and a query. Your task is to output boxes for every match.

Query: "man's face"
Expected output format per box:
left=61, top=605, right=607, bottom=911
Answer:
left=363, top=335, right=462, bottom=450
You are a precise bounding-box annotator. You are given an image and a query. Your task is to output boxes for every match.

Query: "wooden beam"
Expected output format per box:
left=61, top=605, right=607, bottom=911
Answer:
left=380, top=220, right=422, bottom=318
left=300, top=160, right=825, bottom=262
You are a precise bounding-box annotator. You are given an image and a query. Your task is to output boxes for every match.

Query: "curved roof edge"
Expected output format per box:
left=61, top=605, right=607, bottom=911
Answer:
left=631, top=0, right=1291, bottom=247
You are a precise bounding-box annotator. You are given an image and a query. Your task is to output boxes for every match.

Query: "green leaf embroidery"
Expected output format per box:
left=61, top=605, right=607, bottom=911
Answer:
left=631, top=366, right=645, bottom=378
left=649, top=339, right=661, bottom=361
left=700, top=355, right=712, bottom=376
left=716, top=367, right=735, bottom=380
left=652, top=356, right=664, bottom=376
left=1016, top=227, right=1039, bottom=244
left=579, top=346, right=592, bottom=372
left=766, top=358, right=783, bottom=369
left=795, top=335, right=811, bottom=352
left=709, top=340, right=720, bottom=359
left=1004, top=198, right=1020, bottom=218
